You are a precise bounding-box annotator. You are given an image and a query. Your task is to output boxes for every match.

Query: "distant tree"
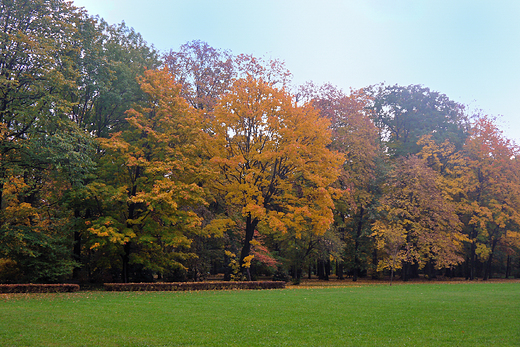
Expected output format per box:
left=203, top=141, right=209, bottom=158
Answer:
left=67, top=18, right=160, bottom=137
left=164, top=40, right=234, bottom=110
left=164, top=40, right=291, bottom=111
left=367, top=84, right=469, bottom=157
left=300, top=83, right=382, bottom=281
left=372, top=155, right=464, bottom=282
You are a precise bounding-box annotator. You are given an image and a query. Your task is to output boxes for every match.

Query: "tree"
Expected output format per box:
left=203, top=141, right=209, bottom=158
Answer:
left=372, top=155, right=464, bottom=282
left=0, top=0, right=96, bottom=282
left=459, top=116, right=520, bottom=280
left=367, top=84, right=469, bottom=157
left=303, top=84, right=381, bottom=281
left=203, top=77, right=343, bottom=279
left=1, top=0, right=82, bottom=203
left=68, top=18, right=160, bottom=138
left=86, top=68, right=209, bottom=282
left=164, top=40, right=291, bottom=111
left=164, top=40, right=234, bottom=111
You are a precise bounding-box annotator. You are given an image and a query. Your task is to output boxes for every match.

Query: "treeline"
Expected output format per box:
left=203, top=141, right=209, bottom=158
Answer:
left=1, top=0, right=519, bottom=284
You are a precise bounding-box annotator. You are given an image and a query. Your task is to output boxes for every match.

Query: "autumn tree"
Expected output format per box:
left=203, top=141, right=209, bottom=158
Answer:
left=302, top=84, right=381, bottom=280
left=203, top=77, right=343, bottom=279
left=86, top=68, right=209, bottom=282
left=459, top=116, right=520, bottom=280
left=372, top=155, right=464, bottom=282
left=164, top=40, right=234, bottom=110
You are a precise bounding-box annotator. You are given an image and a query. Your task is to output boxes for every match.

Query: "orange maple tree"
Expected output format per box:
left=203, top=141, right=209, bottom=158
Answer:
left=203, top=77, right=343, bottom=277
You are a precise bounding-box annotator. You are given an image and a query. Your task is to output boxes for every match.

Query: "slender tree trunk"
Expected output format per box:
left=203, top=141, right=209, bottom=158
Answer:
left=325, top=259, right=331, bottom=280
left=239, top=214, right=258, bottom=280
left=123, top=173, right=140, bottom=283
left=73, top=210, right=83, bottom=280
left=469, top=240, right=477, bottom=280
left=122, top=241, right=131, bottom=283
left=317, top=259, right=325, bottom=280
left=0, top=179, right=4, bottom=214
left=506, top=255, right=512, bottom=279
left=402, top=261, right=410, bottom=281
left=483, top=238, right=498, bottom=281
left=353, top=207, right=365, bottom=282
left=337, top=261, right=344, bottom=280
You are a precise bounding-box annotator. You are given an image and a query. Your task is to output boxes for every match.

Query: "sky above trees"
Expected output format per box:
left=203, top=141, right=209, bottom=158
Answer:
left=72, top=0, right=520, bottom=142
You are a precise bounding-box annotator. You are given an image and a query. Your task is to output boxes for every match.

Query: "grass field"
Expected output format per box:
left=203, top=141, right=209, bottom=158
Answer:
left=1, top=281, right=519, bottom=346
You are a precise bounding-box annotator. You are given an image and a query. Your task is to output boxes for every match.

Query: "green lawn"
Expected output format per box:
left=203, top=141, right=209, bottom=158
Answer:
left=1, top=282, right=519, bottom=346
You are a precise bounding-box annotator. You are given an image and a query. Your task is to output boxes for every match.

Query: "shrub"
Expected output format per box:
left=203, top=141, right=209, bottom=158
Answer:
left=0, top=284, right=80, bottom=293
left=104, top=281, right=285, bottom=292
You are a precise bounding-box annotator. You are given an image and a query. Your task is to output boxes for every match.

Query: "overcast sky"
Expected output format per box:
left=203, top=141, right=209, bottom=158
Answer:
left=72, top=0, right=520, bottom=143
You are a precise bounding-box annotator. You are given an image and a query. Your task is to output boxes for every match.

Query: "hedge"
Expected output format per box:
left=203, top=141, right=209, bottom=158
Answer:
left=104, top=281, right=286, bottom=292
left=0, top=284, right=80, bottom=293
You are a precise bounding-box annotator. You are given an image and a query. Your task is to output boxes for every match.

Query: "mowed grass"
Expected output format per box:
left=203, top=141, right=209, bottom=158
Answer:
left=1, top=282, right=519, bottom=346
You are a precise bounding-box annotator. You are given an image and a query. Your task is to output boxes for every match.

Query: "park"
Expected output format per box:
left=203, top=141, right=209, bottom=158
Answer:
left=1, top=279, right=519, bottom=346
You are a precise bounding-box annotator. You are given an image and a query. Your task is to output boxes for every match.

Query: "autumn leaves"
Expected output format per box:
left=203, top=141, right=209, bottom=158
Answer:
left=2, top=0, right=519, bottom=283
left=93, top=69, right=343, bottom=281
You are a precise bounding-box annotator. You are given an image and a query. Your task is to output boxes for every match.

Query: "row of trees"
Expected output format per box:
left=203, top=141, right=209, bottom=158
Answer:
left=1, top=0, right=519, bottom=284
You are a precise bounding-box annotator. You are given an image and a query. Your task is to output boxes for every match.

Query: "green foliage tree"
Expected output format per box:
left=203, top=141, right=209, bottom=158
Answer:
left=68, top=17, right=160, bottom=138
left=367, top=84, right=469, bottom=157
left=0, top=0, right=96, bottom=282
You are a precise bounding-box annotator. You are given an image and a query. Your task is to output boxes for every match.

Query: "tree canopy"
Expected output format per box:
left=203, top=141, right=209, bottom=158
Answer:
left=2, top=0, right=520, bottom=284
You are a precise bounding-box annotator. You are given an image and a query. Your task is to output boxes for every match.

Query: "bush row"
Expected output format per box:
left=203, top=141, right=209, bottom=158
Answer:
left=0, top=284, right=80, bottom=293
left=104, top=281, right=286, bottom=291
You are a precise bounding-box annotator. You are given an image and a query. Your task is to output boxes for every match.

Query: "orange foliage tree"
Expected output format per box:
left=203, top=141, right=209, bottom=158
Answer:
left=203, top=77, right=343, bottom=278
left=88, top=68, right=209, bottom=282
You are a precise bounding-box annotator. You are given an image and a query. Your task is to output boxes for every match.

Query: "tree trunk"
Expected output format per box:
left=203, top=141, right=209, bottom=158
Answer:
left=469, top=240, right=477, bottom=280
left=123, top=174, right=140, bottom=283
left=336, top=261, right=344, bottom=280
left=72, top=210, right=82, bottom=280
left=239, top=214, right=258, bottom=280
left=325, top=259, right=331, bottom=280
left=506, top=255, right=512, bottom=279
left=402, top=261, right=410, bottom=281
left=372, top=248, right=379, bottom=279
left=122, top=241, right=131, bottom=283
left=353, top=207, right=365, bottom=282
left=483, top=238, right=498, bottom=281
left=317, top=259, right=329, bottom=281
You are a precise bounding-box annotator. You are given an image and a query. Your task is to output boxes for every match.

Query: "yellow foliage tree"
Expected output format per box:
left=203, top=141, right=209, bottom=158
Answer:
left=459, top=116, right=520, bottom=280
left=203, top=77, right=343, bottom=275
left=90, top=68, right=209, bottom=282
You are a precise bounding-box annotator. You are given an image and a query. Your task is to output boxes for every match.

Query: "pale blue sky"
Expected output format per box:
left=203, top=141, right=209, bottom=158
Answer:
left=72, top=0, right=520, bottom=142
